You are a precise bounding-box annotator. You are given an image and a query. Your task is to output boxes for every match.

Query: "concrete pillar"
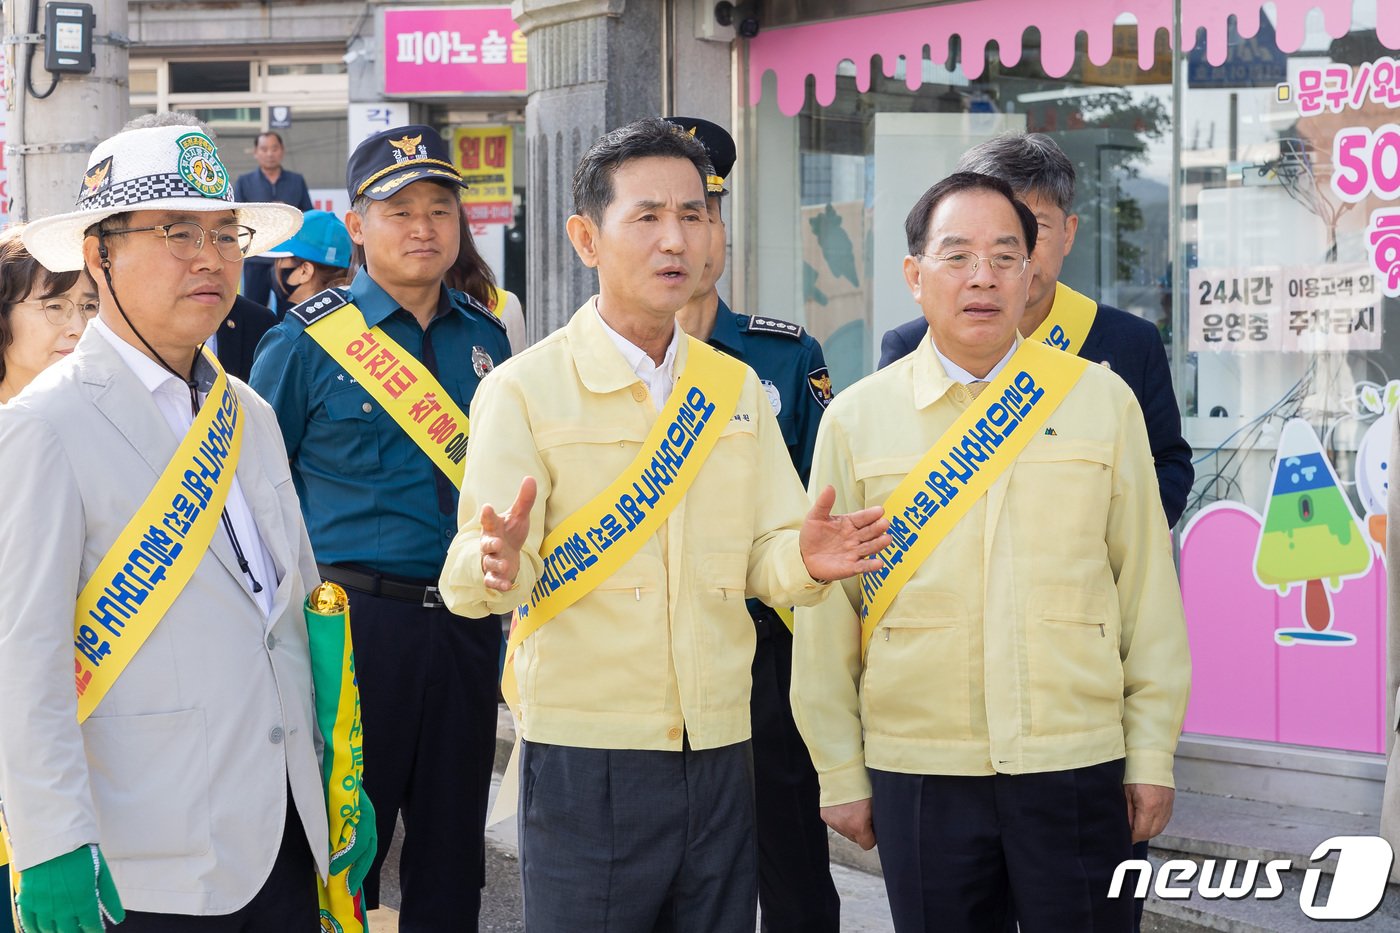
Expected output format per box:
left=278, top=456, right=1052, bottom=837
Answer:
left=512, top=0, right=663, bottom=338
left=4, top=0, right=129, bottom=222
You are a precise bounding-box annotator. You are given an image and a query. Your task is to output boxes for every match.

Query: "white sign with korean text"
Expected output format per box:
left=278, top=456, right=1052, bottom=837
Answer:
left=1189, top=265, right=1382, bottom=352
left=1188, top=266, right=1284, bottom=352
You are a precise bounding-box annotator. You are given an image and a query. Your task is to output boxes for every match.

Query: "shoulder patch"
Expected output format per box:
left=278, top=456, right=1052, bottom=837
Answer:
left=807, top=366, right=834, bottom=408
left=454, top=290, right=507, bottom=333
left=287, top=287, right=349, bottom=327
left=745, top=315, right=804, bottom=340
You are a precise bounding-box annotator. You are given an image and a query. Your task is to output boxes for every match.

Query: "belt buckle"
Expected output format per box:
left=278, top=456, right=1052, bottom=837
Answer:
left=422, top=585, right=443, bottom=609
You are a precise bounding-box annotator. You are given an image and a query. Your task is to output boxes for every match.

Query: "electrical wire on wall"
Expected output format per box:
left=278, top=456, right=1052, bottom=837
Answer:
left=24, top=0, right=58, bottom=99
left=1184, top=356, right=1395, bottom=519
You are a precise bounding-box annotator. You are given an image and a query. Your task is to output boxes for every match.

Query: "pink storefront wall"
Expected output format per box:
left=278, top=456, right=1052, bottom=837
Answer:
left=748, top=0, right=1400, bottom=116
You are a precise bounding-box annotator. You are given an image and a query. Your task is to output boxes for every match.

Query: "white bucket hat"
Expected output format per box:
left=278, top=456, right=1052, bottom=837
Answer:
left=22, top=124, right=303, bottom=272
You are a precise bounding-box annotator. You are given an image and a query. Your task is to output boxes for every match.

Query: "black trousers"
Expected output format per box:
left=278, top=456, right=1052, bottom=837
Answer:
left=749, top=605, right=840, bottom=933
left=870, top=759, right=1134, bottom=933
left=519, top=739, right=757, bottom=933
left=118, top=791, right=316, bottom=931
left=348, top=588, right=500, bottom=933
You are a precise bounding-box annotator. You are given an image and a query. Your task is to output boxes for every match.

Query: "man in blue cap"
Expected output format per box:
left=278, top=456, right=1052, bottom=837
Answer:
left=251, top=124, right=510, bottom=932
left=668, top=115, right=841, bottom=933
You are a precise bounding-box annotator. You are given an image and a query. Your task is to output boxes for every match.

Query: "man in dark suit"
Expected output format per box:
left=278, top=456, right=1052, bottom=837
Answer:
left=234, top=131, right=313, bottom=307
left=211, top=295, right=277, bottom=381
left=877, top=133, right=1192, bottom=529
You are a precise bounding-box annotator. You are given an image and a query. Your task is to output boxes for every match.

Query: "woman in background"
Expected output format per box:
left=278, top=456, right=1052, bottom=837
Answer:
left=445, top=209, right=527, bottom=354
left=0, top=224, right=98, bottom=404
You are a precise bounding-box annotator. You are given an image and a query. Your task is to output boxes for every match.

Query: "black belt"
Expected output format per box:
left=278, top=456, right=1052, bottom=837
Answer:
left=317, top=564, right=445, bottom=609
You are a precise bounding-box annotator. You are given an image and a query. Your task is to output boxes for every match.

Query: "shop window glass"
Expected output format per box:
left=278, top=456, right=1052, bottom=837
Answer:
left=1175, top=0, right=1398, bottom=756
left=169, top=60, right=250, bottom=94
left=266, top=62, right=348, bottom=76
left=764, top=22, right=1172, bottom=392
left=274, top=112, right=349, bottom=191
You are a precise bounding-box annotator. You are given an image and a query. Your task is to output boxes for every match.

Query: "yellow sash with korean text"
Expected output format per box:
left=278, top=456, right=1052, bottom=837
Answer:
left=304, top=298, right=470, bottom=488
left=489, top=338, right=745, bottom=823
left=4, top=351, right=242, bottom=879
left=73, top=348, right=243, bottom=721
left=858, top=341, right=1088, bottom=657
left=1027, top=282, right=1098, bottom=355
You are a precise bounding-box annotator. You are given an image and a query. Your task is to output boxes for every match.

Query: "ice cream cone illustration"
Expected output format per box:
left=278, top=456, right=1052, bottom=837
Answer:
left=1253, top=418, right=1371, bottom=645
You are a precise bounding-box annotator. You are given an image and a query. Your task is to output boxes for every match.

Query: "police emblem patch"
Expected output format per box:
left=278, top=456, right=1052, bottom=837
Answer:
left=80, top=157, right=113, bottom=201
left=807, top=366, right=834, bottom=408
left=388, top=133, right=428, bottom=163
left=175, top=133, right=229, bottom=198
left=761, top=379, right=782, bottom=416
left=472, top=345, right=494, bottom=378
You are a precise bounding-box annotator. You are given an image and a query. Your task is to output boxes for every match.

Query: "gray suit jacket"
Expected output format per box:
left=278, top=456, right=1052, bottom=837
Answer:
left=0, top=327, right=329, bottom=914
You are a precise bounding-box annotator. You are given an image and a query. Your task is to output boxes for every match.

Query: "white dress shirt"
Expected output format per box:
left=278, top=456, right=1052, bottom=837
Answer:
left=91, top=317, right=277, bottom=616
left=928, top=333, right=1017, bottom=386
left=595, top=301, right=681, bottom=411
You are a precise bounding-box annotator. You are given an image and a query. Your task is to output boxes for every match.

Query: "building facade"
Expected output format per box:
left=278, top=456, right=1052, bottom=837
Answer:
left=123, top=0, right=527, bottom=291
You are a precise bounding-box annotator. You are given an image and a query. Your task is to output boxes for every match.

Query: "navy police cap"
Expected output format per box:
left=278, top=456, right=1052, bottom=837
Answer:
left=347, top=124, right=468, bottom=201
left=663, top=117, right=734, bottom=195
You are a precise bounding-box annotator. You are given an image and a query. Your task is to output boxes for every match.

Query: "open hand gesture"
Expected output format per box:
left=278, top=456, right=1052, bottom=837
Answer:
left=799, top=485, right=890, bottom=583
left=480, top=476, right=537, bottom=592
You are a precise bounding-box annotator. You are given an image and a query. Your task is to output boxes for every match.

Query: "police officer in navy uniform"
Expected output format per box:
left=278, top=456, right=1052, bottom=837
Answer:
left=250, top=125, right=511, bottom=933
left=669, top=116, right=840, bottom=932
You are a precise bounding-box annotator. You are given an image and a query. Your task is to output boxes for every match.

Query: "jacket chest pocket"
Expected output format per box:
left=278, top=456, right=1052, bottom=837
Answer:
left=317, top=390, right=384, bottom=476
left=1012, top=438, right=1114, bottom=536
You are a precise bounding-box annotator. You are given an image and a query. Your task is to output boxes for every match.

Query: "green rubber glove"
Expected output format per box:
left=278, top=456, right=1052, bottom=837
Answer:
left=16, top=845, right=124, bottom=933
left=328, top=789, right=377, bottom=897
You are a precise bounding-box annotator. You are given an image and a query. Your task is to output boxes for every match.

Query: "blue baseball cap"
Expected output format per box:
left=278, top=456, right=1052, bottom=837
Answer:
left=263, top=210, right=352, bottom=269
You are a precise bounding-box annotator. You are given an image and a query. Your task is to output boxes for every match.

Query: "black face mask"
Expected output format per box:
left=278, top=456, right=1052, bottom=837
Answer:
left=272, top=262, right=300, bottom=303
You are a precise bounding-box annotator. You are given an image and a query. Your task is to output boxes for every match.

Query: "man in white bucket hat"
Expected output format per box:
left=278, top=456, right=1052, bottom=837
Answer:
left=0, top=113, right=374, bottom=931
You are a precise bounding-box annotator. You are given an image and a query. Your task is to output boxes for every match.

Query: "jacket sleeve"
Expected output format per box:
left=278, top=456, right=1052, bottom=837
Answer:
left=249, top=325, right=310, bottom=462
left=0, top=410, right=101, bottom=869
left=440, top=369, right=551, bottom=618
left=790, top=412, right=872, bottom=806
left=1136, top=331, right=1193, bottom=528
left=1107, top=392, right=1192, bottom=788
left=746, top=373, right=831, bottom=610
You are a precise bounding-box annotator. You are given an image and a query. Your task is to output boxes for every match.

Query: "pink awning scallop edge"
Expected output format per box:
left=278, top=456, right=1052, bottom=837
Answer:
left=748, top=0, right=1400, bottom=115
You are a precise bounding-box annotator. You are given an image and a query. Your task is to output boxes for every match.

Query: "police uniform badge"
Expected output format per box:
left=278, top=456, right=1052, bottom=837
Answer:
left=808, top=366, right=834, bottom=408
left=761, top=378, right=782, bottom=416
left=472, top=345, right=495, bottom=378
